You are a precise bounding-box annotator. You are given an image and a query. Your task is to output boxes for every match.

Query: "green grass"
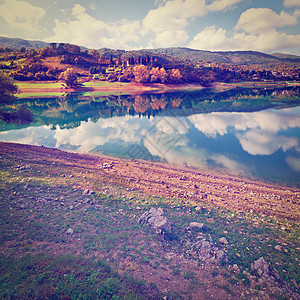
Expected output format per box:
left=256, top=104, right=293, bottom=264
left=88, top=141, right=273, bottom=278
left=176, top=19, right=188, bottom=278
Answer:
left=0, top=146, right=299, bottom=298
left=16, top=81, right=64, bottom=89
left=0, top=254, right=160, bottom=299
left=82, top=81, right=129, bottom=88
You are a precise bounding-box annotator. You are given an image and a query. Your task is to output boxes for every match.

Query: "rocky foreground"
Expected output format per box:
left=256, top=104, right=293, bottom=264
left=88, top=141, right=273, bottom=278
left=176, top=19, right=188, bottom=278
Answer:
left=0, top=142, right=299, bottom=299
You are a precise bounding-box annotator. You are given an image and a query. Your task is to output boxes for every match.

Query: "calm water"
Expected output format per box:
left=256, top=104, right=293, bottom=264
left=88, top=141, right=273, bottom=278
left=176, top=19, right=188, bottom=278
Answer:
left=1, top=87, right=300, bottom=186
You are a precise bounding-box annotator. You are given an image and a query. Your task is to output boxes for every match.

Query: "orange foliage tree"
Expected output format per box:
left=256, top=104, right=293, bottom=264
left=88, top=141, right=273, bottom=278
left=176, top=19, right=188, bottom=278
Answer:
left=133, top=65, right=150, bottom=83
left=59, top=68, right=78, bottom=87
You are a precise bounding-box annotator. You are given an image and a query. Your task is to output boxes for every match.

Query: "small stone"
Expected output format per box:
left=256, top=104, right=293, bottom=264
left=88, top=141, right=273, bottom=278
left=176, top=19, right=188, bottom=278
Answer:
left=219, top=237, right=229, bottom=245
left=136, top=206, right=142, bottom=210
left=281, top=227, right=286, bottom=231
left=275, top=245, right=282, bottom=251
left=66, top=228, right=73, bottom=234
left=190, top=222, right=204, bottom=229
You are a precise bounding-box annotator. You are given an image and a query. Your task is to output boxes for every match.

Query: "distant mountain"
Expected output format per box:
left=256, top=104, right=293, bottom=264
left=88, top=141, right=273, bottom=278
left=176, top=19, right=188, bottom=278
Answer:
left=145, top=47, right=286, bottom=65
left=271, top=53, right=300, bottom=62
left=1, top=36, right=299, bottom=69
left=0, top=36, right=49, bottom=49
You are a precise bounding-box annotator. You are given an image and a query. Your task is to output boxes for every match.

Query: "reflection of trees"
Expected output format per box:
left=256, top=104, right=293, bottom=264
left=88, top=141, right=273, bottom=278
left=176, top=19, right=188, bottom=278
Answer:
left=133, top=95, right=150, bottom=113
left=0, top=105, right=33, bottom=125
left=150, top=95, right=167, bottom=110
left=1, top=86, right=299, bottom=131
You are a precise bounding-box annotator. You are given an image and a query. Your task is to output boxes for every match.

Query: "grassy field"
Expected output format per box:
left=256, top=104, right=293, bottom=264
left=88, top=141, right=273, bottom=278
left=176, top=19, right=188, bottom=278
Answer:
left=0, top=142, right=299, bottom=299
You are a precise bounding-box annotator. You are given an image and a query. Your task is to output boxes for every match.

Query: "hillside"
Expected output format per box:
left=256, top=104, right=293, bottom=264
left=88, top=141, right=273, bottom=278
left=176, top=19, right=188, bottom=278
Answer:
left=146, top=48, right=279, bottom=64
left=0, top=37, right=299, bottom=85
left=1, top=36, right=299, bottom=68
left=0, top=142, right=299, bottom=299
left=145, top=47, right=300, bottom=70
left=0, top=36, right=49, bottom=50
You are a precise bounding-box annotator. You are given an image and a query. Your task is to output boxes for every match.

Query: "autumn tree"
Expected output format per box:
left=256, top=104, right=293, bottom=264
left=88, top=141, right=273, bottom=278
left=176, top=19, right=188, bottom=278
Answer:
left=169, top=69, right=182, bottom=83
left=133, top=65, right=150, bottom=83
left=159, top=67, right=168, bottom=83
left=0, top=72, right=18, bottom=98
left=150, top=67, right=161, bottom=83
left=59, top=68, right=78, bottom=87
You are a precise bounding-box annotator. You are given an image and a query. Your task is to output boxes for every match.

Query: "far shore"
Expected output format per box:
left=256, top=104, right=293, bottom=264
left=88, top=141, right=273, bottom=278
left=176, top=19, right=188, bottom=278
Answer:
left=15, top=79, right=299, bottom=98
left=15, top=80, right=205, bottom=98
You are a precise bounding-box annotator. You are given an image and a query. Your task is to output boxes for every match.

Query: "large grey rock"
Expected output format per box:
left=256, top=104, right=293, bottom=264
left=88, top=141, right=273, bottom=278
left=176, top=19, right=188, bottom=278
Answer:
left=139, top=207, right=171, bottom=235
left=251, top=257, right=280, bottom=283
left=192, top=238, right=228, bottom=263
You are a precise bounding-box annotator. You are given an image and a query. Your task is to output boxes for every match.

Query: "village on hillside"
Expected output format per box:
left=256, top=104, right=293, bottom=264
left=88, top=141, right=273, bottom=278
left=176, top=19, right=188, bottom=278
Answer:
left=1, top=42, right=299, bottom=87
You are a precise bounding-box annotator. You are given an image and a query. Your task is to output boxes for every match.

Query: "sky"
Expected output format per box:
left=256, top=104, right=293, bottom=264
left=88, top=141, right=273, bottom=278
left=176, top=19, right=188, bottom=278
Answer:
left=0, top=0, right=300, bottom=54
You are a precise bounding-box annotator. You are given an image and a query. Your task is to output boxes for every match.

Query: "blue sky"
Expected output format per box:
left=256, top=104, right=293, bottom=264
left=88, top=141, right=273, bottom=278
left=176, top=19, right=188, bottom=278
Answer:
left=0, top=0, right=300, bottom=54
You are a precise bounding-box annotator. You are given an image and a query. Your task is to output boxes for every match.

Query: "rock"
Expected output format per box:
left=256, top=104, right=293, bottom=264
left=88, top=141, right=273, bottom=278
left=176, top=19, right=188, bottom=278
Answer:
left=149, top=215, right=171, bottom=234
left=216, top=250, right=227, bottom=260
left=138, top=207, right=171, bottom=235
left=194, top=238, right=228, bottom=263
left=83, top=189, right=89, bottom=195
left=251, top=257, right=280, bottom=283
left=66, top=228, right=74, bottom=235
left=275, top=245, right=282, bottom=251
left=219, top=237, right=229, bottom=245
left=189, top=222, right=204, bottom=229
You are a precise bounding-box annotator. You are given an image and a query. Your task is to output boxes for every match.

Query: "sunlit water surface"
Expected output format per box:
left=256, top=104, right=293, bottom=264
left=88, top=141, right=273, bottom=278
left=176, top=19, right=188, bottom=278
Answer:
left=1, top=89, right=300, bottom=186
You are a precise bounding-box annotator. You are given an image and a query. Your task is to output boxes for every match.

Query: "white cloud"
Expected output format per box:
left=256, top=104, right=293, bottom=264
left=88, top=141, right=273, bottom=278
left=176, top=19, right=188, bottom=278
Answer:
left=283, top=0, right=300, bottom=7
left=189, top=6, right=300, bottom=53
left=235, top=8, right=297, bottom=34
left=286, top=156, right=300, bottom=172
left=188, top=108, right=300, bottom=156
left=54, top=115, right=144, bottom=153
left=293, top=9, right=300, bottom=17
left=46, top=4, right=142, bottom=49
left=155, top=30, right=189, bottom=47
left=207, top=0, right=243, bottom=12
left=143, top=0, right=243, bottom=33
left=189, top=26, right=239, bottom=51
left=0, top=0, right=45, bottom=34
left=142, top=0, right=242, bottom=47
left=237, top=130, right=298, bottom=155
left=189, top=25, right=300, bottom=53
left=89, top=2, right=96, bottom=10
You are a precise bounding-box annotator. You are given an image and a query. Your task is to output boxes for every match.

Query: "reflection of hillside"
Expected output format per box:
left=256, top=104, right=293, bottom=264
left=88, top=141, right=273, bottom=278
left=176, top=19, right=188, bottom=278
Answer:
left=0, top=86, right=299, bottom=131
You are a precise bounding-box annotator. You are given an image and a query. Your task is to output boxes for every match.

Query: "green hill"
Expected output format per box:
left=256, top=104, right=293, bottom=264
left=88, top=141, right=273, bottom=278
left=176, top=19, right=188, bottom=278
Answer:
left=0, top=36, right=49, bottom=50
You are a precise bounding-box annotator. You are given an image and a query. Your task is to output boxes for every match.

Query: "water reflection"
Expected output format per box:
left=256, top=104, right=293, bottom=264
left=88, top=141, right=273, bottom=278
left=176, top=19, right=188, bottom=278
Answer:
left=0, top=86, right=300, bottom=186
left=1, top=86, right=300, bottom=130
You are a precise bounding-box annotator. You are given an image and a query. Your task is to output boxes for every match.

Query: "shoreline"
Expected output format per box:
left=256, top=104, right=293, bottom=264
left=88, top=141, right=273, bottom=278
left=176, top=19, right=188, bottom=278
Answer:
left=15, top=80, right=206, bottom=97
left=15, top=80, right=299, bottom=98
left=1, top=141, right=299, bottom=221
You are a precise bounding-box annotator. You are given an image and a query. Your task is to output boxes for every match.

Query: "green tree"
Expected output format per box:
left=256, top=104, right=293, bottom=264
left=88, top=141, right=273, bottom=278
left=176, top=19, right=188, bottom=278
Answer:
left=0, top=72, right=18, bottom=97
left=59, top=68, right=78, bottom=87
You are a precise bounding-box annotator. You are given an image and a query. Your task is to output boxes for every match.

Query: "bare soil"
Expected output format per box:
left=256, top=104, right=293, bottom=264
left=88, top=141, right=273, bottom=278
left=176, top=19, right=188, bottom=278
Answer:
left=1, top=142, right=299, bottom=299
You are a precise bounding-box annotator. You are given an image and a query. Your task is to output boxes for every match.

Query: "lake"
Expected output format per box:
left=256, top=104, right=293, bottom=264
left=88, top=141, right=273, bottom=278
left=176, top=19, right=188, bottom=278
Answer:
left=1, top=85, right=300, bottom=186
